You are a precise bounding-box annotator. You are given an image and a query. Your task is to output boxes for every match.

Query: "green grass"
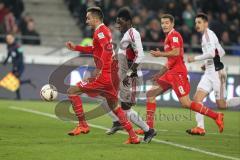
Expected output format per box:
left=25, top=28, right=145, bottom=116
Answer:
left=0, top=99, right=239, bottom=160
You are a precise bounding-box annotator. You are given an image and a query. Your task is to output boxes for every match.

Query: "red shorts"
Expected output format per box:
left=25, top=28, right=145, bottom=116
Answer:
left=76, top=60, right=119, bottom=101
left=156, top=70, right=190, bottom=98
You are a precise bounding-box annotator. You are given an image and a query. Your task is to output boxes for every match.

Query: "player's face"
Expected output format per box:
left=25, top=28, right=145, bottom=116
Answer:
left=195, top=18, right=207, bottom=33
left=86, top=12, right=96, bottom=29
left=161, top=18, right=174, bottom=34
left=6, top=35, right=14, bottom=45
left=116, top=17, right=128, bottom=33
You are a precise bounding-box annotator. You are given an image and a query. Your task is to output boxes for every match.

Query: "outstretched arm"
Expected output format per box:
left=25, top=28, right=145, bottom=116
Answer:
left=66, top=41, right=93, bottom=53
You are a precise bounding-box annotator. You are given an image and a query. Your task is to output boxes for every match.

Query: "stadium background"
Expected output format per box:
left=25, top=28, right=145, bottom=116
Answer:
left=0, top=1, right=240, bottom=160
left=0, top=0, right=240, bottom=107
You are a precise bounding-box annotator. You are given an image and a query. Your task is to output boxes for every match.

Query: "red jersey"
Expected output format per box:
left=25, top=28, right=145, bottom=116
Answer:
left=164, top=29, right=187, bottom=72
left=75, top=24, right=114, bottom=79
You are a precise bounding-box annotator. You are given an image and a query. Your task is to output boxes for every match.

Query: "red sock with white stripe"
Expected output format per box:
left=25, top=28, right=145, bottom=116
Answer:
left=114, top=107, right=137, bottom=139
left=190, top=102, right=218, bottom=120
left=68, top=95, right=88, bottom=128
left=146, top=102, right=156, bottom=128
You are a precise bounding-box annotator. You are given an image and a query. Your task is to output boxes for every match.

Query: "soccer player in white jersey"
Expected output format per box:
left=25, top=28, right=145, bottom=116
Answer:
left=187, top=13, right=240, bottom=135
left=105, top=7, right=157, bottom=143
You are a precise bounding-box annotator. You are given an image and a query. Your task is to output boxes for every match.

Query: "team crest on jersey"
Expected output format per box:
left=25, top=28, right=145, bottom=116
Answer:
left=98, top=32, right=105, bottom=39
left=173, top=37, right=178, bottom=42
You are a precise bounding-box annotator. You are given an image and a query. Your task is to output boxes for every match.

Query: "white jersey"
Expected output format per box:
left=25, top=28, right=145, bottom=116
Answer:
left=118, top=27, right=144, bottom=63
left=201, top=28, right=225, bottom=73
left=197, top=28, right=226, bottom=99
left=117, top=27, right=144, bottom=103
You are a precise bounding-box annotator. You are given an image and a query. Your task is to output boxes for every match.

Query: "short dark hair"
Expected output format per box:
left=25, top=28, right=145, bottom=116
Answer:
left=87, top=7, right=104, bottom=21
left=117, top=7, right=132, bottom=21
left=161, top=14, right=175, bottom=23
left=196, top=13, right=208, bottom=22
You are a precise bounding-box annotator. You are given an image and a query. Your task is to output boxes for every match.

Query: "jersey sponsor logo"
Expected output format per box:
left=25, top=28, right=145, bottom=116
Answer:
left=97, top=32, right=105, bottom=39
left=173, top=37, right=178, bottom=43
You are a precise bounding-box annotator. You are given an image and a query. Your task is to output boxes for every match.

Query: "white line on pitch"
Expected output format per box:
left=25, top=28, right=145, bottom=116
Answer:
left=9, top=106, right=240, bottom=160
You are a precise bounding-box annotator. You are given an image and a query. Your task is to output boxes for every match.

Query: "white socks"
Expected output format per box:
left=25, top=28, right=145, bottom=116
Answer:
left=125, top=109, right=149, bottom=132
left=195, top=112, right=205, bottom=129
left=226, top=97, right=240, bottom=108
left=107, top=111, right=119, bottom=122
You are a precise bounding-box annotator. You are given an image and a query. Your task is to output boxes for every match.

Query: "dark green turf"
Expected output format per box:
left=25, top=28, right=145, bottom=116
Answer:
left=0, top=100, right=239, bottom=160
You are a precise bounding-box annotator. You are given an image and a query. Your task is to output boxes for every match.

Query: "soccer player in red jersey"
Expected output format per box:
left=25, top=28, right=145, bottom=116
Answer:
left=65, top=7, right=140, bottom=144
left=135, top=14, right=224, bottom=135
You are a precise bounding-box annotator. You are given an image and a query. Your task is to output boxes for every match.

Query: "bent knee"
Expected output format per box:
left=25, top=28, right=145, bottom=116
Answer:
left=216, top=100, right=227, bottom=109
left=67, top=86, right=80, bottom=95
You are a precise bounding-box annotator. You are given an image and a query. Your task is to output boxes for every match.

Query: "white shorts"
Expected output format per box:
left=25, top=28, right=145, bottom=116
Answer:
left=118, top=54, right=142, bottom=104
left=197, top=69, right=226, bottom=100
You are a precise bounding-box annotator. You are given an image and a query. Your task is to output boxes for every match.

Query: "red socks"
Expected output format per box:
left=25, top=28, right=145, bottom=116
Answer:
left=68, top=95, right=88, bottom=128
left=114, top=107, right=137, bottom=139
left=146, top=102, right=156, bottom=128
left=190, top=101, right=218, bottom=120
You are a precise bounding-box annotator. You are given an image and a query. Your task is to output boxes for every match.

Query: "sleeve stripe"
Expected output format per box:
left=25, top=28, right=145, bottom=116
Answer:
left=128, top=28, right=138, bottom=61
left=129, top=28, right=135, bottom=42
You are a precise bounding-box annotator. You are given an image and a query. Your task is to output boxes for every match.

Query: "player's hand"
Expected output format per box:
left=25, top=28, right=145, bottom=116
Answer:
left=150, top=48, right=162, bottom=57
left=187, top=56, right=195, bottom=63
left=122, top=76, right=130, bottom=87
left=201, top=64, right=206, bottom=71
left=151, top=73, right=161, bottom=81
left=66, top=41, right=76, bottom=51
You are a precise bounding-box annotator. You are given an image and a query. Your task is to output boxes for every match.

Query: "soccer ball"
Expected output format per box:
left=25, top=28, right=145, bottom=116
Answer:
left=40, top=84, right=58, bottom=101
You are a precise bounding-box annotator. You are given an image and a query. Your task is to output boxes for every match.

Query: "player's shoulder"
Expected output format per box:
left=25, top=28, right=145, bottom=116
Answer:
left=207, top=28, right=218, bottom=40
left=167, top=29, right=183, bottom=42
left=127, top=27, right=141, bottom=40
left=204, top=28, right=218, bottom=42
left=170, top=29, right=182, bottom=38
left=95, top=24, right=111, bottom=39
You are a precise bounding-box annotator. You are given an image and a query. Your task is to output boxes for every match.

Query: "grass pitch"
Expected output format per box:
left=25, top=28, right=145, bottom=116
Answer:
left=0, top=99, right=239, bottom=160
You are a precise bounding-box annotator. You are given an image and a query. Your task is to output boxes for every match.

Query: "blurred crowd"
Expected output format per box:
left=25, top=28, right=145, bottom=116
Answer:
left=0, top=0, right=41, bottom=45
left=65, top=0, right=240, bottom=55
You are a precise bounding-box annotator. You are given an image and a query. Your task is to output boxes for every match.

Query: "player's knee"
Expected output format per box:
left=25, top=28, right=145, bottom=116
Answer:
left=216, top=100, right=227, bottom=109
left=121, top=102, right=133, bottom=110
left=181, top=100, right=192, bottom=108
left=67, top=87, right=78, bottom=95
left=146, top=91, right=156, bottom=101
left=193, top=94, right=202, bottom=102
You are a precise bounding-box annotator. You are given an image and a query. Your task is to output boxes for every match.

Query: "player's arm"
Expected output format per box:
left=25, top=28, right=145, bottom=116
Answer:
left=66, top=41, right=93, bottom=53
left=150, top=47, right=180, bottom=57
left=188, top=33, right=222, bottom=63
left=150, top=34, right=181, bottom=57
left=127, top=31, right=145, bottom=77
left=3, top=51, right=11, bottom=65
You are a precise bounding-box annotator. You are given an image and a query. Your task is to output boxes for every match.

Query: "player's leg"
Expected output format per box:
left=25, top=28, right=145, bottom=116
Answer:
left=225, top=97, right=240, bottom=107
left=106, top=55, right=126, bottom=134
left=186, top=89, right=208, bottom=135
left=179, top=95, right=224, bottom=133
left=135, top=83, right=167, bottom=135
left=121, top=102, right=157, bottom=143
left=215, top=70, right=240, bottom=108
left=106, top=98, right=140, bottom=144
left=105, top=111, right=122, bottom=135
left=67, top=86, right=89, bottom=136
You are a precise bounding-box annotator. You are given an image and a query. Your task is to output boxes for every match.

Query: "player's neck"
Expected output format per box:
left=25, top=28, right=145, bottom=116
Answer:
left=94, top=22, right=104, bottom=30
left=202, top=28, right=208, bottom=34
left=165, top=28, right=174, bottom=35
left=123, top=25, right=132, bottom=33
